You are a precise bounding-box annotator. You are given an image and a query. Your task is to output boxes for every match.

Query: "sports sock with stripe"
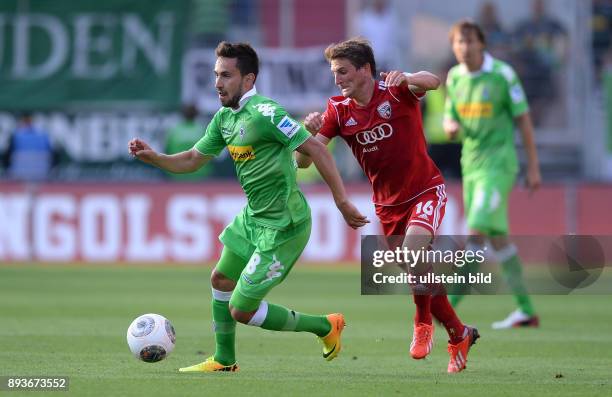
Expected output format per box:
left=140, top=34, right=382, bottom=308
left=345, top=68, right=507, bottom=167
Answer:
left=248, top=301, right=331, bottom=337
left=211, top=289, right=236, bottom=366
left=497, top=245, right=535, bottom=316
left=449, top=241, right=483, bottom=307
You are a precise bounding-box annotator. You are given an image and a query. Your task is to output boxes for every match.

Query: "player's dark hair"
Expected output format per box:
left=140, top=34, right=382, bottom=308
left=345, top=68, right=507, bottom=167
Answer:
left=449, top=19, right=487, bottom=46
left=215, top=41, right=259, bottom=80
left=324, top=38, right=377, bottom=78
left=181, top=104, right=198, bottom=120
left=18, top=111, right=33, bottom=121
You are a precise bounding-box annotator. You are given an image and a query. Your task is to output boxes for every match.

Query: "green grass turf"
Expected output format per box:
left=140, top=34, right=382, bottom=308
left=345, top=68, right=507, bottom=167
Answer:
left=1, top=265, right=611, bottom=397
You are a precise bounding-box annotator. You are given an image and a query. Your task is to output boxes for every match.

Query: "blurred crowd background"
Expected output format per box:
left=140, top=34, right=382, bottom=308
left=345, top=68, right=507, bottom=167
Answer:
left=1, top=0, right=611, bottom=184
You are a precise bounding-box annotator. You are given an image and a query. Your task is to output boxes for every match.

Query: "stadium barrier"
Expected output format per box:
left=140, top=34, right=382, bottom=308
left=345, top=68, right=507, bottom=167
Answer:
left=0, top=182, right=609, bottom=263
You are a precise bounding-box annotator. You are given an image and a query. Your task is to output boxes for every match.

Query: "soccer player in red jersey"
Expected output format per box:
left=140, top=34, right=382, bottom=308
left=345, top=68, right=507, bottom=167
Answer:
left=296, top=38, right=478, bottom=373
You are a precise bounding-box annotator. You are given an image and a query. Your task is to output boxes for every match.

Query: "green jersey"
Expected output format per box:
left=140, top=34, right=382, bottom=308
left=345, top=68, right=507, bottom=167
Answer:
left=445, top=53, right=529, bottom=176
left=194, top=89, right=311, bottom=229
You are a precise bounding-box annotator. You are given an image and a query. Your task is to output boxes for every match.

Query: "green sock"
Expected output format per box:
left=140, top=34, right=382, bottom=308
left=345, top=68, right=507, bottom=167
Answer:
left=211, top=292, right=236, bottom=366
left=501, top=253, right=535, bottom=316
left=449, top=249, right=482, bottom=307
left=259, top=302, right=331, bottom=337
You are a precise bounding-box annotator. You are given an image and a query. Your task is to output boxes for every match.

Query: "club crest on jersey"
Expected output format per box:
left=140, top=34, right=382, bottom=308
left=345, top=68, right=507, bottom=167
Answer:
left=482, top=87, right=490, bottom=100
left=377, top=101, right=392, bottom=119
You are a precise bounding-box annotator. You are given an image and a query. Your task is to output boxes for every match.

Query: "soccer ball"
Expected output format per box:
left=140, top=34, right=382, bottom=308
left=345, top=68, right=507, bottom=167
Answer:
left=126, top=313, right=176, bottom=363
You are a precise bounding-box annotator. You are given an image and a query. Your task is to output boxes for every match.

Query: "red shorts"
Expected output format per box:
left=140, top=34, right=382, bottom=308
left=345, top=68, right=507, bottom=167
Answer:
left=375, top=185, right=447, bottom=237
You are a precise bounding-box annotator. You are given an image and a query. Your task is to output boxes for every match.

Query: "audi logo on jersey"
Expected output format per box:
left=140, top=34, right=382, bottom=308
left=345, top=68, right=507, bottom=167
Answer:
left=355, top=123, right=394, bottom=145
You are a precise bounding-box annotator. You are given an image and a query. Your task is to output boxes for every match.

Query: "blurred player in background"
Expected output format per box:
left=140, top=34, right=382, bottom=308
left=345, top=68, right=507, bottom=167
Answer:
left=3, top=111, right=56, bottom=181
left=129, top=41, right=368, bottom=372
left=164, top=103, right=213, bottom=181
left=296, top=38, right=478, bottom=373
left=444, top=20, right=541, bottom=329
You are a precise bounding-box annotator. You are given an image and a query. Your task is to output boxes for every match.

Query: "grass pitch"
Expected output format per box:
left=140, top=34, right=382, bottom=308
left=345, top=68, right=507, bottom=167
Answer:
left=1, top=265, right=611, bottom=397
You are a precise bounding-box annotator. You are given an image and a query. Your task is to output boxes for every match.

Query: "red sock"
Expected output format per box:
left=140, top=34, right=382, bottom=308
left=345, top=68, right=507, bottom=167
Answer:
left=413, top=294, right=432, bottom=325
left=431, top=293, right=465, bottom=344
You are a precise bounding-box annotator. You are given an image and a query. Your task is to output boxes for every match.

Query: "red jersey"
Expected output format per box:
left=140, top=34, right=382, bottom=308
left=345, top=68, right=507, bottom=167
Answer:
left=318, top=81, right=443, bottom=206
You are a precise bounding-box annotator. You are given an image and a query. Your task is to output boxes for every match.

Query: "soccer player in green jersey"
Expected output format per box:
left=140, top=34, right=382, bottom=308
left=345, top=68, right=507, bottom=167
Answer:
left=129, top=42, right=369, bottom=371
left=444, top=20, right=542, bottom=329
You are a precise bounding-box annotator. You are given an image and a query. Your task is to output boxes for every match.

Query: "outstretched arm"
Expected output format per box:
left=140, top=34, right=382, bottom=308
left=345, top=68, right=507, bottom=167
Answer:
left=128, top=138, right=212, bottom=173
left=380, top=71, right=441, bottom=93
left=515, top=113, right=541, bottom=193
left=296, top=137, right=368, bottom=229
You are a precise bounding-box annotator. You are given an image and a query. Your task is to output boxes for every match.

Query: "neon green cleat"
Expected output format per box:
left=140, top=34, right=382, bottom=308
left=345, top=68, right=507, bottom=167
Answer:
left=319, top=313, right=345, bottom=361
left=178, top=356, right=238, bottom=373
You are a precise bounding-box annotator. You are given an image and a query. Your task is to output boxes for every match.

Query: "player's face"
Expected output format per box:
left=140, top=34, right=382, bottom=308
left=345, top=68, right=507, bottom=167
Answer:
left=214, top=57, right=250, bottom=108
left=330, top=58, right=371, bottom=99
left=452, top=30, right=484, bottom=67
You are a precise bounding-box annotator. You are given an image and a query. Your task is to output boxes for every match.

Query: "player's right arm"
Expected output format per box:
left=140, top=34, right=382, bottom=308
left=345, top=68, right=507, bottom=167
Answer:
left=129, top=111, right=224, bottom=173
left=443, top=69, right=461, bottom=140
left=129, top=139, right=212, bottom=173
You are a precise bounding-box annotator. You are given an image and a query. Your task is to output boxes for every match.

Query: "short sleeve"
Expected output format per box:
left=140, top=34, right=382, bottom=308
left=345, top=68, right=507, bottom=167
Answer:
left=378, top=73, right=427, bottom=104
left=193, top=111, right=226, bottom=156
left=254, top=101, right=311, bottom=151
left=318, top=101, right=341, bottom=139
left=500, top=64, right=529, bottom=117
left=393, top=81, right=423, bottom=104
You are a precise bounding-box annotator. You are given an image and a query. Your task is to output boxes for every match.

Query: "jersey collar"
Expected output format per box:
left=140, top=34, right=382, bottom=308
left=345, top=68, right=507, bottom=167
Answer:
left=459, top=52, right=494, bottom=77
left=231, top=86, right=258, bottom=113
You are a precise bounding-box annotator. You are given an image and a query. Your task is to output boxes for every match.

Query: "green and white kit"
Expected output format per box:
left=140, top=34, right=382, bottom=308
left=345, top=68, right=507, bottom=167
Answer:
left=445, top=53, right=529, bottom=235
left=195, top=88, right=312, bottom=311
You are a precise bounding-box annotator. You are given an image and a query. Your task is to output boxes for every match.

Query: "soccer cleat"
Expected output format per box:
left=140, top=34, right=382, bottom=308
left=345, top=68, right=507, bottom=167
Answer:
left=447, top=326, right=479, bottom=373
left=491, top=309, right=540, bottom=329
left=178, top=356, right=238, bottom=373
left=319, top=313, right=345, bottom=361
left=410, top=322, right=434, bottom=359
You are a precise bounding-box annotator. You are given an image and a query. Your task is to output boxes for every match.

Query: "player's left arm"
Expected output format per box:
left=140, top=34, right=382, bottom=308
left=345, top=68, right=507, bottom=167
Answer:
left=516, top=112, right=541, bottom=193
left=296, top=137, right=369, bottom=229
left=380, top=70, right=440, bottom=93
left=504, top=63, right=541, bottom=193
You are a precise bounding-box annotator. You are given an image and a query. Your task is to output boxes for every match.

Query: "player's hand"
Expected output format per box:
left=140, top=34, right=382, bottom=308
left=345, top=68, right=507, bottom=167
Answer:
left=336, top=200, right=370, bottom=229
left=303, top=112, right=323, bottom=134
left=128, top=138, right=158, bottom=165
left=443, top=119, right=461, bottom=140
left=380, top=70, right=407, bottom=87
left=526, top=164, right=541, bottom=195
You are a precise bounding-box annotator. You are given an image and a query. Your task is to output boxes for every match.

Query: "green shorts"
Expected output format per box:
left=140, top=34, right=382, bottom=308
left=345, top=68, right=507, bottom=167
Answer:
left=463, top=173, right=515, bottom=236
left=217, top=209, right=311, bottom=312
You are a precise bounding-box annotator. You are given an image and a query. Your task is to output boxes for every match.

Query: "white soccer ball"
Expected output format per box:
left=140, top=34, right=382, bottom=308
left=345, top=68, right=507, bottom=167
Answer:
left=126, top=313, right=176, bottom=363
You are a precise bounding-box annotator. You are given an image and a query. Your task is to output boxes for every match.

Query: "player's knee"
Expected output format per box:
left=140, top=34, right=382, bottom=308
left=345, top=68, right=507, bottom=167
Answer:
left=467, top=233, right=487, bottom=247
left=466, top=238, right=486, bottom=253
left=489, top=235, right=511, bottom=251
left=229, top=307, right=254, bottom=324
left=491, top=243, right=517, bottom=263
left=210, top=268, right=236, bottom=291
